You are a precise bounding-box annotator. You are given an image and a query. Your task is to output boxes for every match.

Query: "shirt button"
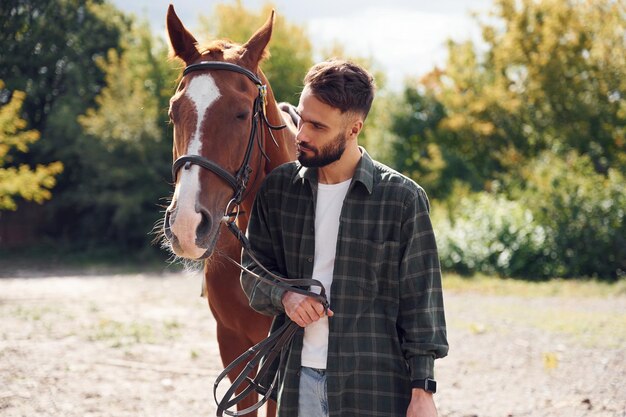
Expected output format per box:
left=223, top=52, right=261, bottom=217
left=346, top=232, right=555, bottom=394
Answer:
left=307, top=257, right=313, bottom=263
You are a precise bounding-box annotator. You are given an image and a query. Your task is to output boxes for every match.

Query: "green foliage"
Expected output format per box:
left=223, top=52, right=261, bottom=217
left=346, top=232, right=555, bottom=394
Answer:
left=0, top=1, right=180, bottom=247
left=389, top=0, right=626, bottom=196
left=387, top=0, right=625, bottom=280
left=0, top=81, right=63, bottom=210
left=197, top=1, right=313, bottom=103
left=515, top=151, right=626, bottom=279
left=73, top=20, right=177, bottom=246
left=0, top=0, right=128, bottom=130
left=0, top=0, right=130, bottom=240
left=434, top=190, right=547, bottom=278
left=435, top=151, right=626, bottom=280
left=458, top=0, right=624, bottom=177
left=387, top=84, right=477, bottom=199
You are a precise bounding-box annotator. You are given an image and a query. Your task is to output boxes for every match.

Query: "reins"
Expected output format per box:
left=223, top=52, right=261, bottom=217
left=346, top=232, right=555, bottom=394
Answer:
left=171, top=61, right=329, bottom=416
left=215, top=218, right=329, bottom=416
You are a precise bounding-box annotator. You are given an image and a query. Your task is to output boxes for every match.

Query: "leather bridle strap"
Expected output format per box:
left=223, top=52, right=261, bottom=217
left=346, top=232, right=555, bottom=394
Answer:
left=183, top=61, right=263, bottom=85
left=172, top=155, right=239, bottom=191
left=172, top=61, right=286, bottom=205
left=213, top=220, right=329, bottom=416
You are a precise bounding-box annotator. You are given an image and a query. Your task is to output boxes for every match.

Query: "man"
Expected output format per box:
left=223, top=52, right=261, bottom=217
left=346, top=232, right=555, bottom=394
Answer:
left=241, top=59, right=448, bottom=417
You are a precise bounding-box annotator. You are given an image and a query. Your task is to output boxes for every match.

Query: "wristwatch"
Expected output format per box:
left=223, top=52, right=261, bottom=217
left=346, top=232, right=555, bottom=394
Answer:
left=411, top=378, right=437, bottom=393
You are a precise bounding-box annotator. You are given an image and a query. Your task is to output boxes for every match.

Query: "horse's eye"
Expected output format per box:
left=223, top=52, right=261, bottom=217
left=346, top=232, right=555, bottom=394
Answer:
left=236, top=112, right=249, bottom=121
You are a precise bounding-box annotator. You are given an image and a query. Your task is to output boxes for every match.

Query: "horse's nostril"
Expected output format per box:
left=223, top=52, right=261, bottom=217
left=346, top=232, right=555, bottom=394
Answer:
left=196, top=207, right=212, bottom=238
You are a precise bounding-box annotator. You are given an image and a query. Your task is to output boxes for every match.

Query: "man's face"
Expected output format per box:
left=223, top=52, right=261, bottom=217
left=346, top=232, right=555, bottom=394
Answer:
left=297, top=131, right=348, bottom=168
left=296, top=87, right=351, bottom=168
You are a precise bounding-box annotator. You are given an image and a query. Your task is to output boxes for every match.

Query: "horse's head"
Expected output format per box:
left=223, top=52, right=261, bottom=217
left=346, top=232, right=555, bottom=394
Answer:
left=163, top=5, right=279, bottom=260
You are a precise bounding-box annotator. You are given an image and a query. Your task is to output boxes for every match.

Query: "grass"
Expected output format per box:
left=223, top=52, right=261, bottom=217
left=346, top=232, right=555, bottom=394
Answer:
left=443, top=273, right=626, bottom=298
left=482, top=302, right=626, bottom=348
left=88, top=318, right=183, bottom=348
left=10, top=304, right=76, bottom=323
left=0, top=242, right=183, bottom=277
left=444, top=274, right=626, bottom=348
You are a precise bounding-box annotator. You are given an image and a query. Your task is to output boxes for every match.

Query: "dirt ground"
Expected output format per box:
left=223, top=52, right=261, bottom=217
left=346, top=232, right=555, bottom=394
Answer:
left=0, top=271, right=624, bottom=417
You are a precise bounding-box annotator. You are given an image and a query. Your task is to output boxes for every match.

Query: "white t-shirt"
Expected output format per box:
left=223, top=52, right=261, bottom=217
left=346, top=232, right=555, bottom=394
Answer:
left=300, top=178, right=352, bottom=369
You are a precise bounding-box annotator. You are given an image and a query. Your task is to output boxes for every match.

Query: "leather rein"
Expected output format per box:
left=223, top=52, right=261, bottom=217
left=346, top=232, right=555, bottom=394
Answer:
left=171, top=61, right=329, bottom=416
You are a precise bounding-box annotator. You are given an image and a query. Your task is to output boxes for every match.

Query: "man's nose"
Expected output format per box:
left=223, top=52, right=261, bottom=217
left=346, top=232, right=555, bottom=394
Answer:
left=296, top=126, right=307, bottom=143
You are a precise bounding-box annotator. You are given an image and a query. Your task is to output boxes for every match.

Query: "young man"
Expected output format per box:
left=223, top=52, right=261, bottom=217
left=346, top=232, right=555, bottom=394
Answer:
left=241, top=59, right=448, bottom=417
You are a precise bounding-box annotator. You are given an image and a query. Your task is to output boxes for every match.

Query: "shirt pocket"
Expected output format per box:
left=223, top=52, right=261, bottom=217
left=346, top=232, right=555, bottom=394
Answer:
left=335, top=236, right=400, bottom=308
left=335, top=238, right=380, bottom=298
left=353, top=239, right=383, bottom=294
left=353, top=239, right=401, bottom=294
left=358, top=240, right=400, bottom=296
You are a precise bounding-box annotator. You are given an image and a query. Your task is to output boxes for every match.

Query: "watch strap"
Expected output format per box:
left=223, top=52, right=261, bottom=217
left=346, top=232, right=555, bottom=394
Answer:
left=411, top=378, right=437, bottom=393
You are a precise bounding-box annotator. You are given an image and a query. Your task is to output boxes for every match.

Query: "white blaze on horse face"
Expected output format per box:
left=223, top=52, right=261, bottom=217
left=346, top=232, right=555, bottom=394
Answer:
left=169, top=74, right=221, bottom=258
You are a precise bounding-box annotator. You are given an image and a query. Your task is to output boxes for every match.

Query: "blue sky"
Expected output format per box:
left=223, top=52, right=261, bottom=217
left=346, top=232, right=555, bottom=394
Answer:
left=111, top=0, right=493, bottom=91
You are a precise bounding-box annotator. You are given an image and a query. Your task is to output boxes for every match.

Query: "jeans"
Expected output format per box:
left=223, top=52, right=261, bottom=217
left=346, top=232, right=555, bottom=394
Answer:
left=298, top=367, right=328, bottom=417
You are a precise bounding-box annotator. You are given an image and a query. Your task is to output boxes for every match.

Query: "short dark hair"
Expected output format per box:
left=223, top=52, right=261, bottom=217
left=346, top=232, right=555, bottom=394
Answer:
left=303, top=59, right=376, bottom=119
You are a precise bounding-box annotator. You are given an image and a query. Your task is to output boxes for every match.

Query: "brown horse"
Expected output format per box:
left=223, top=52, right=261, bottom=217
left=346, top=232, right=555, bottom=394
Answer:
left=162, top=5, right=296, bottom=416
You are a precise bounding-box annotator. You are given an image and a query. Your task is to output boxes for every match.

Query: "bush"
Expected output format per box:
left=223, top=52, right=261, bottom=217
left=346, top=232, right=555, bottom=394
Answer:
left=433, top=192, right=548, bottom=278
left=433, top=152, right=626, bottom=281
left=517, top=151, right=626, bottom=280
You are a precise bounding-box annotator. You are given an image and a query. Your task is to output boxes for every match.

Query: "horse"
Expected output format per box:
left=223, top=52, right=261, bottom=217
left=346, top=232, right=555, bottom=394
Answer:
left=162, top=5, right=297, bottom=416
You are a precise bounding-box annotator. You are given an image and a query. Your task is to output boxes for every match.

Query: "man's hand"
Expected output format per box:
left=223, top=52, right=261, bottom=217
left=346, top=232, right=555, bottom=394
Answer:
left=406, top=389, right=437, bottom=417
left=281, top=291, right=334, bottom=327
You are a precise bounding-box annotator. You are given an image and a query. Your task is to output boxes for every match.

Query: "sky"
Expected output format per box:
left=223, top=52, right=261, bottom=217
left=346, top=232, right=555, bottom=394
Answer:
left=110, top=0, right=493, bottom=91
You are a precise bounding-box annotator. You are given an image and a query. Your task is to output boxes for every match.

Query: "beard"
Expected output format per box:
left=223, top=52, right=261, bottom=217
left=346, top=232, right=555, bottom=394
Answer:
left=297, top=132, right=347, bottom=168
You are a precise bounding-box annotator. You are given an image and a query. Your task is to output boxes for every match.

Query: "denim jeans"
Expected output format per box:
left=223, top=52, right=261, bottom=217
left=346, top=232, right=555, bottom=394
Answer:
left=298, top=367, right=328, bottom=417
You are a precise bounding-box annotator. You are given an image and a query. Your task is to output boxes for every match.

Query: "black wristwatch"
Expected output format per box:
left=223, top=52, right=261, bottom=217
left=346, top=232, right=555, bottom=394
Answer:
left=411, top=378, right=437, bottom=393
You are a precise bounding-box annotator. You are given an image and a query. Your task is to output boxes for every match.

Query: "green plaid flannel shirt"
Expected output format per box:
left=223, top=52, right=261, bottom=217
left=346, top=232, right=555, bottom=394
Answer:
left=241, top=149, right=448, bottom=416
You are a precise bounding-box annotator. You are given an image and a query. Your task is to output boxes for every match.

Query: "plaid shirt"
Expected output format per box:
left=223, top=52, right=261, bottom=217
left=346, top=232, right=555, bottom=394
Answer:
left=241, top=149, right=448, bottom=416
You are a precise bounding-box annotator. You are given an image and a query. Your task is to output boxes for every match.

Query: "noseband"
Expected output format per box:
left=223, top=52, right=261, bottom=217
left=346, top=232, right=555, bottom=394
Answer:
left=171, top=61, right=286, bottom=206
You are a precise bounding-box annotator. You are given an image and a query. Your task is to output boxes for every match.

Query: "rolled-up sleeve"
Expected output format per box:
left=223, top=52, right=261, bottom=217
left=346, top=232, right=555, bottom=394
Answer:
left=240, top=182, right=287, bottom=316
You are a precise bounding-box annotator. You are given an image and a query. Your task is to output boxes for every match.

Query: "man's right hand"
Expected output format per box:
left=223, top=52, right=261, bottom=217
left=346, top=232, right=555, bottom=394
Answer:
left=281, top=291, right=334, bottom=327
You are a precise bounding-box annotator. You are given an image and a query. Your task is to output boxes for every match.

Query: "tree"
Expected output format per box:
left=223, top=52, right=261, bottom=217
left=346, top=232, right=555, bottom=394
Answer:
left=0, top=0, right=127, bottom=131
left=387, top=0, right=626, bottom=279
left=197, top=0, right=314, bottom=103
left=0, top=81, right=63, bottom=210
left=76, top=20, right=178, bottom=246
left=389, top=0, right=626, bottom=194
left=0, top=0, right=130, bottom=244
left=388, top=82, right=456, bottom=198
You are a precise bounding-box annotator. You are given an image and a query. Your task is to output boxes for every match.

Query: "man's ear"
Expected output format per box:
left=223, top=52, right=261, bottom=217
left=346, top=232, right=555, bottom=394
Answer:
left=348, top=118, right=364, bottom=139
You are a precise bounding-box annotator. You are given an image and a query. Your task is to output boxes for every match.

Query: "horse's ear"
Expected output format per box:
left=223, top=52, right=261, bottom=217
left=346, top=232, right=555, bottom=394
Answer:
left=241, top=10, right=275, bottom=68
left=166, top=4, right=200, bottom=64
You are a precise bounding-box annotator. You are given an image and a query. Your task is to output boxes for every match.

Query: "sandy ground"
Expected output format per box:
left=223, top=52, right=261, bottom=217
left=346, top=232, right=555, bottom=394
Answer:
left=0, top=271, right=624, bottom=417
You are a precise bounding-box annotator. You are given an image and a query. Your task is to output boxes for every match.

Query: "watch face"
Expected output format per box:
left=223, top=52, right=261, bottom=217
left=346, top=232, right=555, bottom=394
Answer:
left=426, top=379, right=437, bottom=393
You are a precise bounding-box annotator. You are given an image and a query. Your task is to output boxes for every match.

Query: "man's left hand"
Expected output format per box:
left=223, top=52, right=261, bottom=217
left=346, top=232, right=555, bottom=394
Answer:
left=406, top=389, right=437, bottom=417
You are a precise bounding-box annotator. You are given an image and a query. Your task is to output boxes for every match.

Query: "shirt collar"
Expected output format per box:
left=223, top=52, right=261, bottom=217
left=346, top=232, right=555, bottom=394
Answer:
left=292, top=147, right=374, bottom=195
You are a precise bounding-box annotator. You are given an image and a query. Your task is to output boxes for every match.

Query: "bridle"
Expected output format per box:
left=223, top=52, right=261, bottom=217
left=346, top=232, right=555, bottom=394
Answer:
left=171, top=61, right=286, bottom=208
left=169, top=61, right=329, bottom=416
